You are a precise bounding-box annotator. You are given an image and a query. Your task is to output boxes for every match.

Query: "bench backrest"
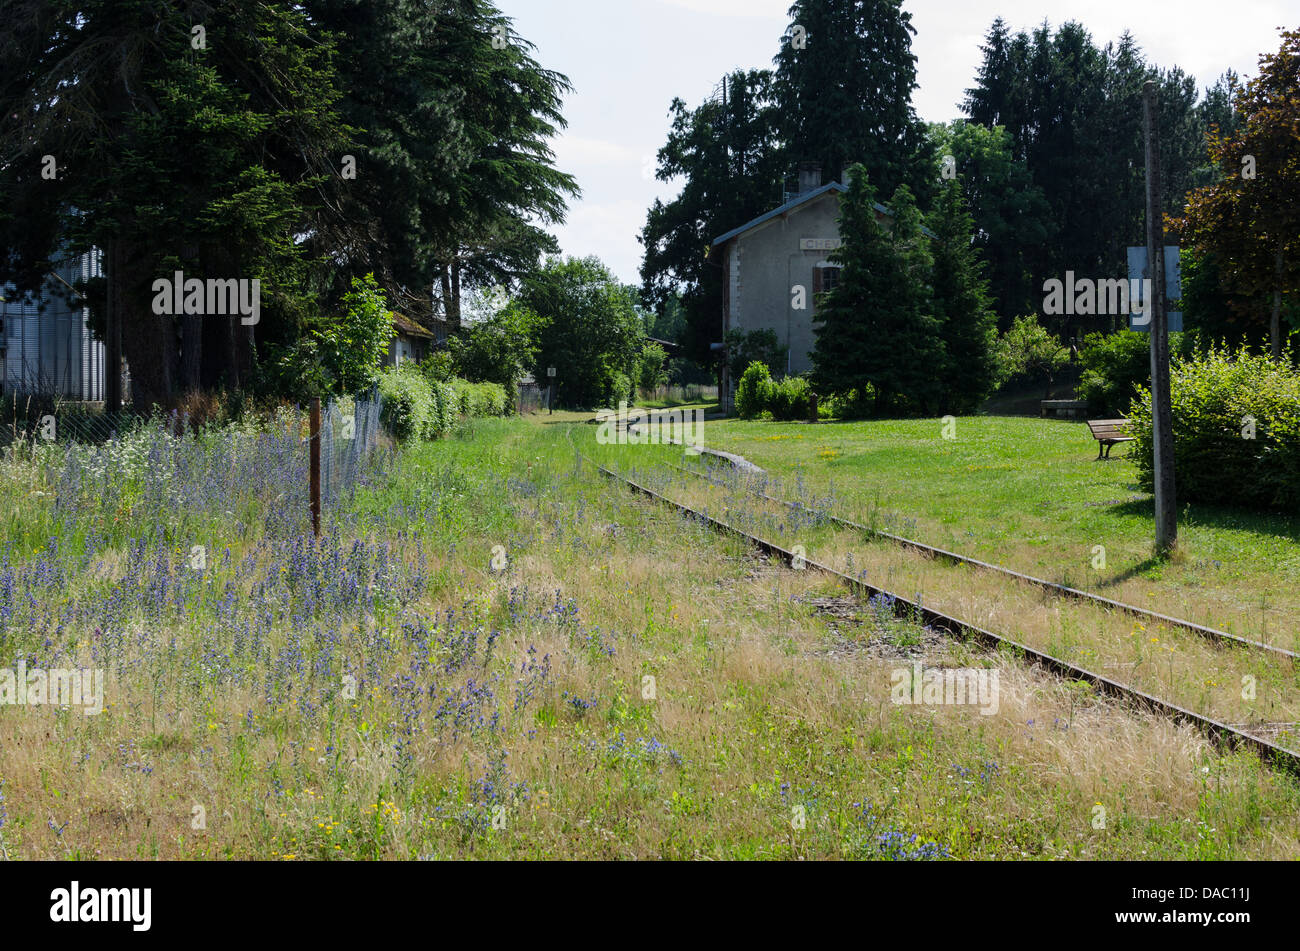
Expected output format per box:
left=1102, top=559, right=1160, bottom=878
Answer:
left=1087, top=418, right=1132, bottom=439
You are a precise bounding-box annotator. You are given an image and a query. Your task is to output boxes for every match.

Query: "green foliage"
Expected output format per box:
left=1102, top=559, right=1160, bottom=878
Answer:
left=446, top=300, right=541, bottom=401
left=1171, top=29, right=1300, bottom=357
left=1129, top=348, right=1300, bottom=510
left=305, top=0, right=579, bottom=328
left=319, top=274, right=396, bottom=395
left=724, top=329, right=788, bottom=382
left=420, top=351, right=457, bottom=384
left=636, top=342, right=670, bottom=393
left=735, top=362, right=774, bottom=420
left=928, top=120, right=1053, bottom=323
left=0, top=0, right=347, bottom=407
left=774, top=0, right=932, bottom=201
left=767, top=376, right=813, bottom=421
left=378, top=367, right=436, bottom=442
left=963, top=19, right=1212, bottom=319
left=927, top=178, right=1000, bottom=414
left=995, top=316, right=1069, bottom=396
left=1077, top=331, right=1152, bottom=417
left=378, top=368, right=509, bottom=442
left=522, top=256, right=645, bottom=409
left=0, top=1, right=577, bottom=408
left=450, top=379, right=510, bottom=418
left=1076, top=330, right=1189, bottom=417
left=811, top=166, right=943, bottom=415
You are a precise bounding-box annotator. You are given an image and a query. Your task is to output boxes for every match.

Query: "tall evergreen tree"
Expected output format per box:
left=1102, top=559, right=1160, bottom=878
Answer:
left=773, top=0, right=931, bottom=200
left=0, top=0, right=347, bottom=406
left=927, top=179, right=999, bottom=414
left=811, top=165, right=942, bottom=414
left=928, top=120, right=1053, bottom=324
left=962, top=17, right=1214, bottom=337
left=303, top=0, right=578, bottom=329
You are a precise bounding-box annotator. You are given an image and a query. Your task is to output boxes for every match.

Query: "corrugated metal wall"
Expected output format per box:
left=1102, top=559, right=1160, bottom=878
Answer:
left=0, top=249, right=104, bottom=401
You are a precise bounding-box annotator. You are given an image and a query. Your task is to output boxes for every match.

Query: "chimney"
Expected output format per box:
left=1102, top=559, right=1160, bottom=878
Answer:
left=797, top=161, right=822, bottom=196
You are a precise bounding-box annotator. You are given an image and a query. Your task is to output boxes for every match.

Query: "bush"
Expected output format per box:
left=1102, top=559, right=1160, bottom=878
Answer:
left=428, top=380, right=457, bottom=438
left=379, top=370, right=510, bottom=441
left=994, top=315, right=1069, bottom=397
left=1078, top=330, right=1189, bottom=417
left=1129, top=348, right=1300, bottom=510
left=378, top=367, right=435, bottom=442
left=735, top=361, right=773, bottom=419
left=768, top=376, right=812, bottom=421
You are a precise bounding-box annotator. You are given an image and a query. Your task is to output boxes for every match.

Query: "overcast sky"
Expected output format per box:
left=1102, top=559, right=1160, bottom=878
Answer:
left=496, top=0, right=1292, bottom=286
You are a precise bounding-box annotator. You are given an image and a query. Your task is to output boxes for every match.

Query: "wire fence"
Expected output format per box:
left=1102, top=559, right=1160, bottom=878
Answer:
left=319, top=386, right=388, bottom=506
left=0, top=393, right=134, bottom=448
left=517, top=381, right=544, bottom=415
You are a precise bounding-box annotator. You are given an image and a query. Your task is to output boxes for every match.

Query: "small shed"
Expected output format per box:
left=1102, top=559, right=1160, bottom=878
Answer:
left=387, top=314, right=437, bottom=367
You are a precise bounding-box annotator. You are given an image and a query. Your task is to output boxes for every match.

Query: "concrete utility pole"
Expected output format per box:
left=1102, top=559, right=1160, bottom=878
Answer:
left=1143, top=80, right=1177, bottom=555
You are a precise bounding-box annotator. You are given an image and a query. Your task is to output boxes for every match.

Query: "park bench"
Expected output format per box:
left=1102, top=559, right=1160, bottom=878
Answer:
left=1087, top=418, right=1134, bottom=459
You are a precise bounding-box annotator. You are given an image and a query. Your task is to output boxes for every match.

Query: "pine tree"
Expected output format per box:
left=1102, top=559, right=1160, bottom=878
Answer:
left=811, top=166, right=942, bottom=414
left=927, top=179, right=999, bottom=414
left=774, top=0, right=930, bottom=200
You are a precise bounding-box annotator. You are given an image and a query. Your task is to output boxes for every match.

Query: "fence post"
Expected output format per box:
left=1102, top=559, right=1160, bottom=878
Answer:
left=309, top=397, right=321, bottom=537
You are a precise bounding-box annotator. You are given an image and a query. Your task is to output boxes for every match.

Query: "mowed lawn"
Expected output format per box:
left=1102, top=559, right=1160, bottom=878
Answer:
left=690, top=415, right=1300, bottom=645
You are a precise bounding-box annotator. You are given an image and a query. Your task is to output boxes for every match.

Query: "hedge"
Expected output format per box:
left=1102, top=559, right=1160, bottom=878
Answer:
left=378, top=368, right=510, bottom=441
left=1129, top=348, right=1300, bottom=510
left=734, top=361, right=813, bottom=421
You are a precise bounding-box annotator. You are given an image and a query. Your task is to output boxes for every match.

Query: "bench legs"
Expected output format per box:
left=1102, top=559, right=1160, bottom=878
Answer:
left=1097, top=440, right=1116, bottom=460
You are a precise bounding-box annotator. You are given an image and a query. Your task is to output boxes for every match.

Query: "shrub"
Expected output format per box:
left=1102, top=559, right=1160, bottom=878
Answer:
left=735, top=361, right=773, bottom=419
left=994, top=315, right=1069, bottom=397
left=1078, top=330, right=1189, bottom=417
left=322, top=273, right=396, bottom=394
left=1129, top=348, right=1300, bottom=510
left=768, top=376, right=812, bottom=421
left=377, top=367, right=434, bottom=442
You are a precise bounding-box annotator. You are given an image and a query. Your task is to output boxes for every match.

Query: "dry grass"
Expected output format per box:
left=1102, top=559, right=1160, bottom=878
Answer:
left=1, top=417, right=1298, bottom=860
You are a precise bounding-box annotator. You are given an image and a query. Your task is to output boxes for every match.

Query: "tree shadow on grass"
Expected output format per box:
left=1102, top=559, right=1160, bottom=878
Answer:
left=1104, top=496, right=1300, bottom=547
left=1094, top=553, right=1170, bottom=590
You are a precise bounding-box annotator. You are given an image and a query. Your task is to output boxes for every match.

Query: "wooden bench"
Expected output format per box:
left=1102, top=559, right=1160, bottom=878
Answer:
left=1087, top=418, right=1134, bottom=459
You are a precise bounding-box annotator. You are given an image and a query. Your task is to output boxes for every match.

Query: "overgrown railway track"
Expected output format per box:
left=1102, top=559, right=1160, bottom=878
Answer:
left=570, top=432, right=1300, bottom=777
left=666, top=458, right=1299, bottom=662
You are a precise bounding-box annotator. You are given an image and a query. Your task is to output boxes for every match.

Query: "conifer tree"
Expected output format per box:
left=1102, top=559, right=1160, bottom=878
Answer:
left=811, top=166, right=942, bottom=414
left=927, top=179, right=999, bottom=414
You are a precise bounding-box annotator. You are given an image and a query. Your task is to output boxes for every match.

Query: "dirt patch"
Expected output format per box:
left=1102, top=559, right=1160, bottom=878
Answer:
left=803, top=594, right=948, bottom=660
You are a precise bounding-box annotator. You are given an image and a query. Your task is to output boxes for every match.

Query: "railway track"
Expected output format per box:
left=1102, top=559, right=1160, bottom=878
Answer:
left=665, top=458, right=1299, bottom=663
left=569, top=434, right=1300, bottom=777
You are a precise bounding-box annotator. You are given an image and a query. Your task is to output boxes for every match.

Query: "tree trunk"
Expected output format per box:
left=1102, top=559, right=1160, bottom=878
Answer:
left=450, top=259, right=462, bottom=332
left=1271, top=242, right=1284, bottom=360
left=179, top=244, right=202, bottom=392
left=105, top=239, right=122, bottom=415
left=440, top=266, right=453, bottom=328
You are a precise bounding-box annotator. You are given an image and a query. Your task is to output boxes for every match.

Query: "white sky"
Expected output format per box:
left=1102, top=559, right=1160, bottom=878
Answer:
left=497, top=0, right=1292, bottom=285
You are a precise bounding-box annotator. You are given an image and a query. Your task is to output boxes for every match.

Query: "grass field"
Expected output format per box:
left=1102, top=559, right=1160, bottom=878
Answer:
left=663, top=415, right=1300, bottom=644
left=1, top=411, right=1298, bottom=860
